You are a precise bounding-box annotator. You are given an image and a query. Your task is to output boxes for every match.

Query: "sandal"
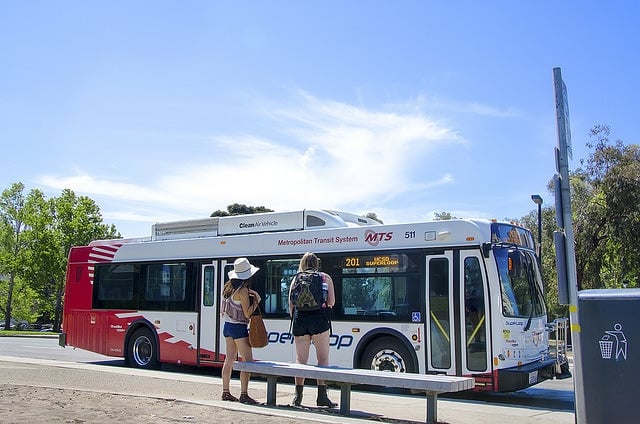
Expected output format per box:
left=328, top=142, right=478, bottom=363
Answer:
left=239, top=393, right=259, bottom=405
left=221, top=391, right=238, bottom=402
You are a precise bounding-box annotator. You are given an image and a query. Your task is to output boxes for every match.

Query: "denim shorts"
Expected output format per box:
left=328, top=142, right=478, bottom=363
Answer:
left=223, top=321, right=249, bottom=339
left=292, top=309, right=330, bottom=337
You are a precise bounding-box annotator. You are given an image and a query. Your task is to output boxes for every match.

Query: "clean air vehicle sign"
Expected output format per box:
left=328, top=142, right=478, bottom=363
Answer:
left=218, top=211, right=303, bottom=235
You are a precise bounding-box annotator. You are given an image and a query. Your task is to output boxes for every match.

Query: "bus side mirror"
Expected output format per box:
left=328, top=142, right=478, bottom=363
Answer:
left=508, top=253, right=522, bottom=277
left=481, top=243, right=491, bottom=258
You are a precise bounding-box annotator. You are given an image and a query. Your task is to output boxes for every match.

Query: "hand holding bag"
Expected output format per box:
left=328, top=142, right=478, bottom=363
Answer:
left=248, top=303, right=268, bottom=348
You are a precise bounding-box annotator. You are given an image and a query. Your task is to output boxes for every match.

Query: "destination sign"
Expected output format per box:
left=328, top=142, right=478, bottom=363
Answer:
left=343, top=254, right=404, bottom=270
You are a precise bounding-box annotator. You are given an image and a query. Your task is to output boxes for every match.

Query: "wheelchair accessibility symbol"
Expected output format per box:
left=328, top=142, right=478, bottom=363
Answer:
left=412, top=312, right=421, bottom=322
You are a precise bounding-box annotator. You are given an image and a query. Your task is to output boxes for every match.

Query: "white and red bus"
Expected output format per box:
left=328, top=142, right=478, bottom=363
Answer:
left=59, top=209, right=568, bottom=392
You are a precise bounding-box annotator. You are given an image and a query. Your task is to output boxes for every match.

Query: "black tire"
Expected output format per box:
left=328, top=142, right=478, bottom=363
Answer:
left=359, top=336, right=416, bottom=373
left=127, top=327, right=159, bottom=369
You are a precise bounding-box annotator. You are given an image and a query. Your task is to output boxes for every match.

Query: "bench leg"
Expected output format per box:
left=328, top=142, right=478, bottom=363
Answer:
left=339, top=384, right=351, bottom=415
left=426, top=392, right=437, bottom=424
left=266, top=377, right=277, bottom=406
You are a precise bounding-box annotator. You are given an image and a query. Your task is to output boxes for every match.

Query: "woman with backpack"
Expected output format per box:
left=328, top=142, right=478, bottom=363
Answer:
left=288, top=252, right=337, bottom=408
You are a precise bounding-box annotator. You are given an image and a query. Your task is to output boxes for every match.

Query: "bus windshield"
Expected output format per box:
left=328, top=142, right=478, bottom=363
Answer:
left=495, top=247, right=546, bottom=318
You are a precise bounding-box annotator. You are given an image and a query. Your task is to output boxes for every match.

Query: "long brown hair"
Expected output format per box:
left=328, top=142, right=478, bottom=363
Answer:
left=222, top=278, right=251, bottom=298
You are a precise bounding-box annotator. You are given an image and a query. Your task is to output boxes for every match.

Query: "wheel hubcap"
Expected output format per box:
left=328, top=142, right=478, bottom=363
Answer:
left=133, top=336, right=152, bottom=366
left=372, top=350, right=405, bottom=372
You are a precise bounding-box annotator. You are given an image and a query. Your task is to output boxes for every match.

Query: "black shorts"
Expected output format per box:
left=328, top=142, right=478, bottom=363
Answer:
left=292, top=309, right=330, bottom=337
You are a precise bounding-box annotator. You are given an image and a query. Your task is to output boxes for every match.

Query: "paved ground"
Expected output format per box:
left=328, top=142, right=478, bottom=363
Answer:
left=0, top=355, right=575, bottom=424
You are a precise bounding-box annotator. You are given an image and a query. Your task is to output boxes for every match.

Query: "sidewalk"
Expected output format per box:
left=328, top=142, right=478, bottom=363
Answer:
left=0, top=355, right=574, bottom=424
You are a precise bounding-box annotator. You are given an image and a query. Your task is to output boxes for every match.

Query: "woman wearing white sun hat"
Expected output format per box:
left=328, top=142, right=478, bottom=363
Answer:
left=220, top=257, right=262, bottom=404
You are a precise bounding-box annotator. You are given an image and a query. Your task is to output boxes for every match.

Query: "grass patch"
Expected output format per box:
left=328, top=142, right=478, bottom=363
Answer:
left=0, top=330, right=59, bottom=337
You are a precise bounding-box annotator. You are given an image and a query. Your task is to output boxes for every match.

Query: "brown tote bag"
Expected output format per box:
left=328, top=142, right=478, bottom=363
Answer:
left=249, top=304, right=268, bottom=348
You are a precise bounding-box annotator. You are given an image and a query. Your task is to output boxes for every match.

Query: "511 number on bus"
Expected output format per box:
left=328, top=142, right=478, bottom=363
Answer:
left=405, top=231, right=416, bottom=239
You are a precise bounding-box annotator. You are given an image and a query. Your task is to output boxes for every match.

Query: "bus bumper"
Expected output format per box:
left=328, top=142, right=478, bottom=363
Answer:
left=497, top=358, right=556, bottom=392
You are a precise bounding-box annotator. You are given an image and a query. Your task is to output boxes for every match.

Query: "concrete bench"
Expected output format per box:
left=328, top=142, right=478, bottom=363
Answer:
left=233, top=360, right=474, bottom=424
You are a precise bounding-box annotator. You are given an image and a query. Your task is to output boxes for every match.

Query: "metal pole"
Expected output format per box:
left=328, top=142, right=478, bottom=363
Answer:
left=538, top=202, right=542, bottom=263
left=553, top=66, right=583, bottom=424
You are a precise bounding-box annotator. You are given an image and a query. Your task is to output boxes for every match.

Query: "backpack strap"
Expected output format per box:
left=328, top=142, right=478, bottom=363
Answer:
left=288, top=273, right=300, bottom=336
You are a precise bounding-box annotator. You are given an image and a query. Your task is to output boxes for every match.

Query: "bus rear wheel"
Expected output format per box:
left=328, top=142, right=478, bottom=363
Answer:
left=127, top=327, right=159, bottom=369
left=359, top=336, right=415, bottom=373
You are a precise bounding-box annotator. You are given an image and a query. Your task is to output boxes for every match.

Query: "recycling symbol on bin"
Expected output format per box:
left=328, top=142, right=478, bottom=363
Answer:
left=599, top=323, right=628, bottom=361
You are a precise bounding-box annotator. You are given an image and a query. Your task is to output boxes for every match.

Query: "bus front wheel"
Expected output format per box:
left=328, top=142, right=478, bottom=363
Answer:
left=360, top=336, right=415, bottom=373
left=127, top=327, right=159, bottom=369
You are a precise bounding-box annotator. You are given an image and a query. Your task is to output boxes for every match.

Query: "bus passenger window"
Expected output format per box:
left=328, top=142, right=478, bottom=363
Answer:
left=95, top=264, right=135, bottom=303
left=146, top=263, right=187, bottom=302
left=341, top=278, right=384, bottom=316
left=264, top=259, right=299, bottom=316
left=336, top=253, right=419, bottom=321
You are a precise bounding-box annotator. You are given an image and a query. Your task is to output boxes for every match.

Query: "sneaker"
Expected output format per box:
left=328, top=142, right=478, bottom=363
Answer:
left=221, top=392, right=238, bottom=402
left=239, top=393, right=259, bottom=405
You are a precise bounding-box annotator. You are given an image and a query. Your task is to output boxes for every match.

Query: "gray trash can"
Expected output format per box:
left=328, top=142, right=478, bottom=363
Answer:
left=578, top=288, right=639, bottom=423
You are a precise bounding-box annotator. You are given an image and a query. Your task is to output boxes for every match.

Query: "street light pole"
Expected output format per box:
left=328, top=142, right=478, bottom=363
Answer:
left=531, top=194, right=543, bottom=264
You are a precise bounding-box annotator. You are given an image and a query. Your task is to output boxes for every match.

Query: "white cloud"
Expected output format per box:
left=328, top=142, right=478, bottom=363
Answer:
left=39, top=174, right=166, bottom=204
left=406, top=94, right=522, bottom=118
left=38, top=93, right=464, bottom=235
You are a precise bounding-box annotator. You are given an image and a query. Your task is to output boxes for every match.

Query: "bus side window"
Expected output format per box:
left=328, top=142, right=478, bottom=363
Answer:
left=264, top=258, right=298, bottom=316
left=251, top=260, right=267, bottom=310
left=341, top=277, right=378, bottom=316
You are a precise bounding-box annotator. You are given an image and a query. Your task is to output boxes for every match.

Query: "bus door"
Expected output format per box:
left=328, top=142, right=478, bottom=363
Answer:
left=426, top=252, right=456, bottom=374
left=459, top=251, right=489, bottom=376
left=198, top=262, right=222, bottom=364
left=426, top=251, right=489, bottom=377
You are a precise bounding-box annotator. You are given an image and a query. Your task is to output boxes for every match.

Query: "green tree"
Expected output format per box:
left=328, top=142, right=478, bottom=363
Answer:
left=365, top=212, right=383, bottom=224
left=211, top=204, right=274, bottom=217
left=49, top=189, right=119, bottom=331
left=572, top=125, right=640, bottom=289
left=524, top=125, right=639, bottom=318
left=0, top=276, right=39, bottom=327
left=434, top=212, right=457, bottom=220
left=21, top=189, right=58, bottom=325
left=0, top=183, right=28, bottom=330
left=1, top=183, right=119, bottom=332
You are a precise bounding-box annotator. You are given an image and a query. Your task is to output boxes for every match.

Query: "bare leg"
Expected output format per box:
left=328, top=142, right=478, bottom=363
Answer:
left=222, top=336, right=238, bottom=392
left=294, top=334, right=311, bottom=386
left=236, top=337, right=254, bottom=393
left=311, top=329, right=331, bottom=386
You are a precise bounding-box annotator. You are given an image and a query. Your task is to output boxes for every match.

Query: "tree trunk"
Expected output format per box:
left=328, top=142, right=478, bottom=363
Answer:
left=53, top=279, right=64, bottom=333
left=4, top=273, right=15, bottom=330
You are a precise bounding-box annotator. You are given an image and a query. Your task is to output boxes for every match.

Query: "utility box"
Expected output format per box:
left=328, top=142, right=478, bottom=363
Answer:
left=577, top=288, right=640, bottom=423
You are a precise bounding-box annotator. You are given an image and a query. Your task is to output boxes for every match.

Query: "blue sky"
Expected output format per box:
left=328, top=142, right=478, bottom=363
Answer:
left=2, top=1, right=638, bottom=238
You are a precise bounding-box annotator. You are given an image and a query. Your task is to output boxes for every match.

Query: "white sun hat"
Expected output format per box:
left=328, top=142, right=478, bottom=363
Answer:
left=228, top=257, right=260, bottom=280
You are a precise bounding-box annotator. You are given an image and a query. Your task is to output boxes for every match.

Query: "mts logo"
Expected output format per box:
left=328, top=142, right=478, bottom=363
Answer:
left=365, top=230, right=393, bottom=246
